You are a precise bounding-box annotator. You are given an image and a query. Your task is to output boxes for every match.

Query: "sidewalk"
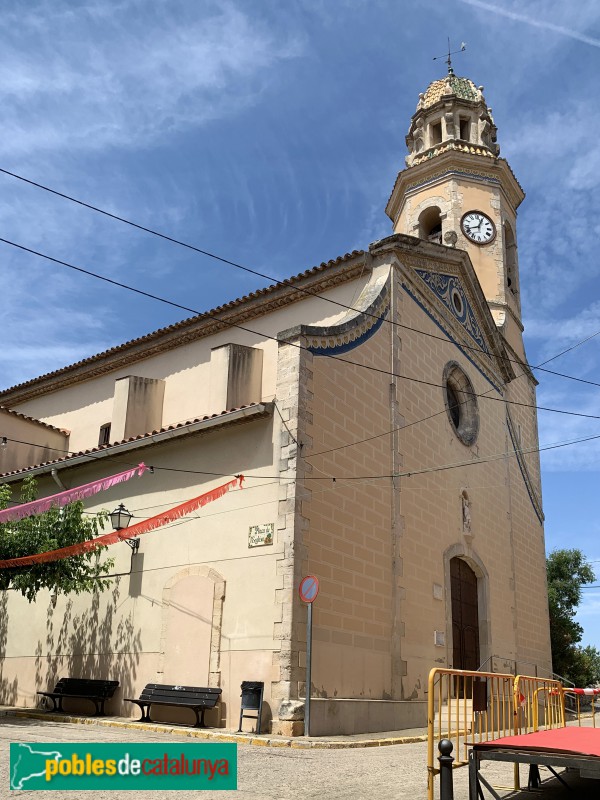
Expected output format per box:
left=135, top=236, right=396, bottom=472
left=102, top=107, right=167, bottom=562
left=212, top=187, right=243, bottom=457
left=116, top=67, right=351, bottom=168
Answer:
left=0, top=705, right=428, bottom=749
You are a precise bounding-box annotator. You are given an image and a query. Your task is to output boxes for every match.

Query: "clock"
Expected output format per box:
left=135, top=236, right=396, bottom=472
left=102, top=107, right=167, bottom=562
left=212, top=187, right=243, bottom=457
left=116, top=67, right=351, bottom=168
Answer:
left=461, top=211, right=496, bottom=244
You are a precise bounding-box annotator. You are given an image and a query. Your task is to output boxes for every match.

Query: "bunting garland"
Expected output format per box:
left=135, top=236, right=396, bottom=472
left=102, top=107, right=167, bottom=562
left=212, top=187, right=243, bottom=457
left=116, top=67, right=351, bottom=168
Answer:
left=0, top=463, right=149, bottom=524
left=0, top=475, right=244, bottom=568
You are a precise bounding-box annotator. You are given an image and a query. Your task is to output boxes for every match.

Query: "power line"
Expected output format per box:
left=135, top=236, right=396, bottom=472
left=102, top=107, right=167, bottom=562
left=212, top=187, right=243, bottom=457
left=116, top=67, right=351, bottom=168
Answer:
left=1, top=167, right=599, bottom=387
left=308, top=323, right=600, bottom=459
left=2, top=429, right=600, bottom=484
left=2, top=236, right=600, bottom=426
left=2, top=174, right=599, bottom=463
left=307, top=407, right=448, bottom=458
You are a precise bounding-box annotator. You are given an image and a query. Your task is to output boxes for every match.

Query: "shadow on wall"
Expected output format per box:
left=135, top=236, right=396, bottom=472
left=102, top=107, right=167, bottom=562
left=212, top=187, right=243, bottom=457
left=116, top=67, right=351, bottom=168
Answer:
left=34, top=578, right=142, bottom=715
left=0, top=592, right=18, bottom=705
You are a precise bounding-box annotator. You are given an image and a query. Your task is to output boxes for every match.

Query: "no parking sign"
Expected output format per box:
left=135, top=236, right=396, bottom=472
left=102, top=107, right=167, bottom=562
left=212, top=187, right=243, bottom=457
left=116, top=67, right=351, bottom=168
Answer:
left=299, top=575, right=319, bottom=737
left=299, top=575, right=319, bottom=604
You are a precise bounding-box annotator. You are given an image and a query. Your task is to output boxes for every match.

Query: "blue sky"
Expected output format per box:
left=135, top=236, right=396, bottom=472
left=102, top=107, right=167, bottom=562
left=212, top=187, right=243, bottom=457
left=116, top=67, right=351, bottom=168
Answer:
left=2, top=0, right=600, bottom=649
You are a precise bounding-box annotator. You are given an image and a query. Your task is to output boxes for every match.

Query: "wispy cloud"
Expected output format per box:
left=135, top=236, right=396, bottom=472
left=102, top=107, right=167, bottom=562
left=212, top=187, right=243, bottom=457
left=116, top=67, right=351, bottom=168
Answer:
left=577, top=592, right=600, bottom=619
left=502, top=99, right=600, bottom=316
left=527, top=303, right=600, bottom=354
left=0, top=1, right=308, bottom=388
left=0, top=1, right=303, bottom=158
left=536, top=385, right=600, bottom=472
left=458, top=0, right=600, bottom=48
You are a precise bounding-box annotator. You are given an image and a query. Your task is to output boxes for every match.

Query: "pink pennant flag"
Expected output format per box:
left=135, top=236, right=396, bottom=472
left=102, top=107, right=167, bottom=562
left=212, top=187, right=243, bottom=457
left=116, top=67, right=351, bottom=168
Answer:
left=0, top=475, right=243, bottom=568
left=0, top=463, right=149, bottom=524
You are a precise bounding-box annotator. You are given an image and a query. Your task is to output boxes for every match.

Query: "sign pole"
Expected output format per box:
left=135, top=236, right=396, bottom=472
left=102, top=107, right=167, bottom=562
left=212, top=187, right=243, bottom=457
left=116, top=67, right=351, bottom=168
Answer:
left=305, top=600, right=312, bottom=737
left=298, top=575, right=319, bottom=738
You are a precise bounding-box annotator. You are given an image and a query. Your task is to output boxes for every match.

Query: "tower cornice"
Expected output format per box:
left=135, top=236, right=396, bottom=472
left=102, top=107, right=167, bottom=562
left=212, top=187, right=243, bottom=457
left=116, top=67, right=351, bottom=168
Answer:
left=385, top=150, right=525, bottom=226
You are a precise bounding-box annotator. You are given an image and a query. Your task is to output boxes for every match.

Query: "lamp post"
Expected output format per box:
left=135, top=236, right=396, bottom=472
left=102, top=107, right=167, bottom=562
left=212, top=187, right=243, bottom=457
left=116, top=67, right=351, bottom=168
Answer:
left=110, top=503, right=138, bottom=553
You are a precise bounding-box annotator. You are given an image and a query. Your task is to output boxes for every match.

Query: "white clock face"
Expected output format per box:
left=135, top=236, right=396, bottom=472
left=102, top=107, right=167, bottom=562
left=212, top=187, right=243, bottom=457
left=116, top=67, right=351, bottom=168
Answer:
left=461, top=211, right=496, bottom=244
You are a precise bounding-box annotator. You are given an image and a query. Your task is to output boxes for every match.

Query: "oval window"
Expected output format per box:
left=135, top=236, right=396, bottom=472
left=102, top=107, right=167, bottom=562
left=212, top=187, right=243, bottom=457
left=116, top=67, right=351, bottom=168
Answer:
left=443, top=362, right=479, bottom=446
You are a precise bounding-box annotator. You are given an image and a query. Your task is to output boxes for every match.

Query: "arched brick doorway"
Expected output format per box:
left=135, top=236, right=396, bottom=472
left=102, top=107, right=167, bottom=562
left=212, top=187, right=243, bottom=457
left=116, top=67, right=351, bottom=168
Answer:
left=450, top=557, right=480, bottom=671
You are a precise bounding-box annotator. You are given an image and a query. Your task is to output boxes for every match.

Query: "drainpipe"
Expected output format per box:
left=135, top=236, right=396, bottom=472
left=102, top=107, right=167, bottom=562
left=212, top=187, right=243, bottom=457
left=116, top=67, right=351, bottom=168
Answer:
left=50, top=468, right=67, bottom=491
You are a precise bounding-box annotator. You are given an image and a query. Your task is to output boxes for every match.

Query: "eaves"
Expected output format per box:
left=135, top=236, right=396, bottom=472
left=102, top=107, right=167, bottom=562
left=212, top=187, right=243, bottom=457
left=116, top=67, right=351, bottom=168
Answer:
left=0, top=403, right=273, bottom=483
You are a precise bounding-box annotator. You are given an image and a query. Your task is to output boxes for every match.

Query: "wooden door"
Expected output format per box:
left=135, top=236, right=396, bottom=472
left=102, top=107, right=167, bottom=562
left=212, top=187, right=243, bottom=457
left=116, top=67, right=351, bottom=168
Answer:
left=450, top=557, right=480, bottom=671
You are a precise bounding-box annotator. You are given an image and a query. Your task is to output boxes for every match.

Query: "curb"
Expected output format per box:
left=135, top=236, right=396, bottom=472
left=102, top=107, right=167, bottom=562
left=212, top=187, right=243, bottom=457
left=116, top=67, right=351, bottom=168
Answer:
left=0, top=709, right=428, bottom=749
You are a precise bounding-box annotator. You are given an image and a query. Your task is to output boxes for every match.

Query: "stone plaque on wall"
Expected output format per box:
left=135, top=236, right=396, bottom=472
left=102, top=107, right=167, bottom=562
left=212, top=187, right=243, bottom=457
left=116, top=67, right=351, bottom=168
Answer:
left=248, top=523, right=274, bottom=548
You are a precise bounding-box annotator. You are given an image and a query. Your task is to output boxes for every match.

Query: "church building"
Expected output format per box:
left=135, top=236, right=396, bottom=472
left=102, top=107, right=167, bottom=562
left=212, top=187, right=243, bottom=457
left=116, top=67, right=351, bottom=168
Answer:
left=0, top=69, right=552, bottom=736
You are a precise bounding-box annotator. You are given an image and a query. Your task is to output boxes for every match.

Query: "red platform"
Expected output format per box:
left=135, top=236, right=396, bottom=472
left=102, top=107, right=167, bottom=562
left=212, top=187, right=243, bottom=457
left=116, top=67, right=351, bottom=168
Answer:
left=474, top=726, right=600, bottom=758
left=470, top=727, right=600, bottom=797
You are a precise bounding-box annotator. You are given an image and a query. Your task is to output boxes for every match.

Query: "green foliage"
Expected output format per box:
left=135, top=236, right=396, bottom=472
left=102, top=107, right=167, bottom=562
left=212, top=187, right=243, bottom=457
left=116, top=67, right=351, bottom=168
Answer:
left=0, top=476, right=114, bottom=602
left=547, top=548, right=598, bottom=686
left=566, top=645, right=600, bottom=690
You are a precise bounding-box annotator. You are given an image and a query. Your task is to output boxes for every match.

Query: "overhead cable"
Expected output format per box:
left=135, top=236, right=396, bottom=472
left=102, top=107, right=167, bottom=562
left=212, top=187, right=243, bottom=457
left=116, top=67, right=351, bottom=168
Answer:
left=2, top=236, right=600, bottom=425
left=1, top=167, right=599, bottom=385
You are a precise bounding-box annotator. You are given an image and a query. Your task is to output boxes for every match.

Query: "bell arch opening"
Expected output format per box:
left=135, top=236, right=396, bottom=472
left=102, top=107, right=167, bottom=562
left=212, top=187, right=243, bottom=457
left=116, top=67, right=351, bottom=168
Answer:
left=419, top=205, right=443, bottom=244
left=504, top=221, right=519, bottom=295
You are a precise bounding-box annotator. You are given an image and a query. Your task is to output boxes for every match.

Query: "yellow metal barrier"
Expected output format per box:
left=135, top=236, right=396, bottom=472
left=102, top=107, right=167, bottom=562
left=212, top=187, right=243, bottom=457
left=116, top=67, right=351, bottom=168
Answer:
left=427, top=668, right=515, bottom=800
left=427, top=669, right=566, bottom=800
left=514, top=675, right=564, bottom=734
left=563, top=690, right=598, bottom=729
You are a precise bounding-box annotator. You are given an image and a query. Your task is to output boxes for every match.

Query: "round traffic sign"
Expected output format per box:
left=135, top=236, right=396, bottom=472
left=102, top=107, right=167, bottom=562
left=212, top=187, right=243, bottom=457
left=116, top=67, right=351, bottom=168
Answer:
left=299, top=575, right=319, bottom=604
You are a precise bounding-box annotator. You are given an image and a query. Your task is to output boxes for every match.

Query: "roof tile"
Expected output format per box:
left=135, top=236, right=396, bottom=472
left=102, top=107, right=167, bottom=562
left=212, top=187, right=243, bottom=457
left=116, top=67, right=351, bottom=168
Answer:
left=0, top=404, right=264, bottom=479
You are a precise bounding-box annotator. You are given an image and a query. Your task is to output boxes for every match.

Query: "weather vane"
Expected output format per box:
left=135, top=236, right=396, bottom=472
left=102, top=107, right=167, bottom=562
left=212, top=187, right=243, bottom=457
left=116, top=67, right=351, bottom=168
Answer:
left=433, top=38, right=466, bottom=75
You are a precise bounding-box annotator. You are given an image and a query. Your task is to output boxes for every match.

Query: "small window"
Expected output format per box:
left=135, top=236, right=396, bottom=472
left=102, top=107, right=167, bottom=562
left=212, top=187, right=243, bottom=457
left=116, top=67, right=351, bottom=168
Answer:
left=98, top=423, right=111, bottom=447
left=431, top=121, right=442, bottom=145
left=459, top=118, right=470, bottom=141
left=451, top=288, right=463, bottom=316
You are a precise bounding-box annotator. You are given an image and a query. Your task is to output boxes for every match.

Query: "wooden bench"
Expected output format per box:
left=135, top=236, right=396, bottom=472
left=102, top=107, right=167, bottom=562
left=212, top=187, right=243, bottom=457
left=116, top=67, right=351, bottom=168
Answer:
left=37, top=678, right=119, bottom=716
left=124, top=684, right=222, bottom=728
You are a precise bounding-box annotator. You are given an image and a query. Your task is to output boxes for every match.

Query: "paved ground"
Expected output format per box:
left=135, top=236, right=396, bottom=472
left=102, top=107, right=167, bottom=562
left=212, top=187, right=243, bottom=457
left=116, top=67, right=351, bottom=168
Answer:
left=1, top=714, right=598, bottom=798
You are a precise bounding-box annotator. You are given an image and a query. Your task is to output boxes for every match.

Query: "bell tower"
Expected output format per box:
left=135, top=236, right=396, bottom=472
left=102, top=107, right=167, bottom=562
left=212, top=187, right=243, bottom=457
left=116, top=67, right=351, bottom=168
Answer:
left=386, top=67, right=525, bottom=358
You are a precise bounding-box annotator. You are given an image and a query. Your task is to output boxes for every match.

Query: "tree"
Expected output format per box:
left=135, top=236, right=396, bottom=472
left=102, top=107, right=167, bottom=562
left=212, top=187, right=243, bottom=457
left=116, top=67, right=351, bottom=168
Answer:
left=0, top=476, right=114, bottom=602
left=546, top=548, right=599, bottom=686
left=566, top=645, right=600, bottom=690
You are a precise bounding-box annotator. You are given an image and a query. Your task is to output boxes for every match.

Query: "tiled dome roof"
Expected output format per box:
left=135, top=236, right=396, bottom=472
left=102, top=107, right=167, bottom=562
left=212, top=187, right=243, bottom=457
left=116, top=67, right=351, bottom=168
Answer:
left=421, top=74, right=480, bottom=109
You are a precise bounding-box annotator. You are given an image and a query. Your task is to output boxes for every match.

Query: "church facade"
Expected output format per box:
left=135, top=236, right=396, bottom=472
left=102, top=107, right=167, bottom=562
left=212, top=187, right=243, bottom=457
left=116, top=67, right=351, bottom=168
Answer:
left=0, top=71, right=552, bottom=736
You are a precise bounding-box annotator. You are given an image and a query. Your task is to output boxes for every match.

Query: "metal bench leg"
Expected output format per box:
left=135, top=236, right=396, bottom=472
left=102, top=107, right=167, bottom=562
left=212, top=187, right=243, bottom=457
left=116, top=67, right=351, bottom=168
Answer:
left=136, top=704, right=151, bottom=723
left=195, top=708, right=206, bottom=728
left=256, top=696, right=263, bottom=735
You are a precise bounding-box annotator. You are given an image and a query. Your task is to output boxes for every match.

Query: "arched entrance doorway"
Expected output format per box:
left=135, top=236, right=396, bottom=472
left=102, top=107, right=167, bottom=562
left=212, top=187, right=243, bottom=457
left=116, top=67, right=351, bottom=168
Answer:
left=450, top=557, right=480, bottom=671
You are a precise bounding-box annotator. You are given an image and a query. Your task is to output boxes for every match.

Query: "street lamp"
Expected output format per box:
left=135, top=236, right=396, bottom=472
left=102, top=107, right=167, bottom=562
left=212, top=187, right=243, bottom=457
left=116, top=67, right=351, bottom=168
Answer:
left=110, top=503, right=139, bottom=553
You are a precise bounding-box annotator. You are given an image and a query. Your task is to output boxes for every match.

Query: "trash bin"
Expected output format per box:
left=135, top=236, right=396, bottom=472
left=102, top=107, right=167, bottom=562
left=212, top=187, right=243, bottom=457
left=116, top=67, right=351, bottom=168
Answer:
left=238, top=681, right=264, bottom=735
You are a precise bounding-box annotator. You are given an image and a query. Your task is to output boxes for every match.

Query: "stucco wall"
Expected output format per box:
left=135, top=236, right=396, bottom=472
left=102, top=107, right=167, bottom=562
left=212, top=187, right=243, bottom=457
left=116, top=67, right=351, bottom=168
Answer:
left=0, top=417, right=283, bottom=728
left=13, top=277, right=373, bottom=455
left=0, top=411, right=69, bottom=476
